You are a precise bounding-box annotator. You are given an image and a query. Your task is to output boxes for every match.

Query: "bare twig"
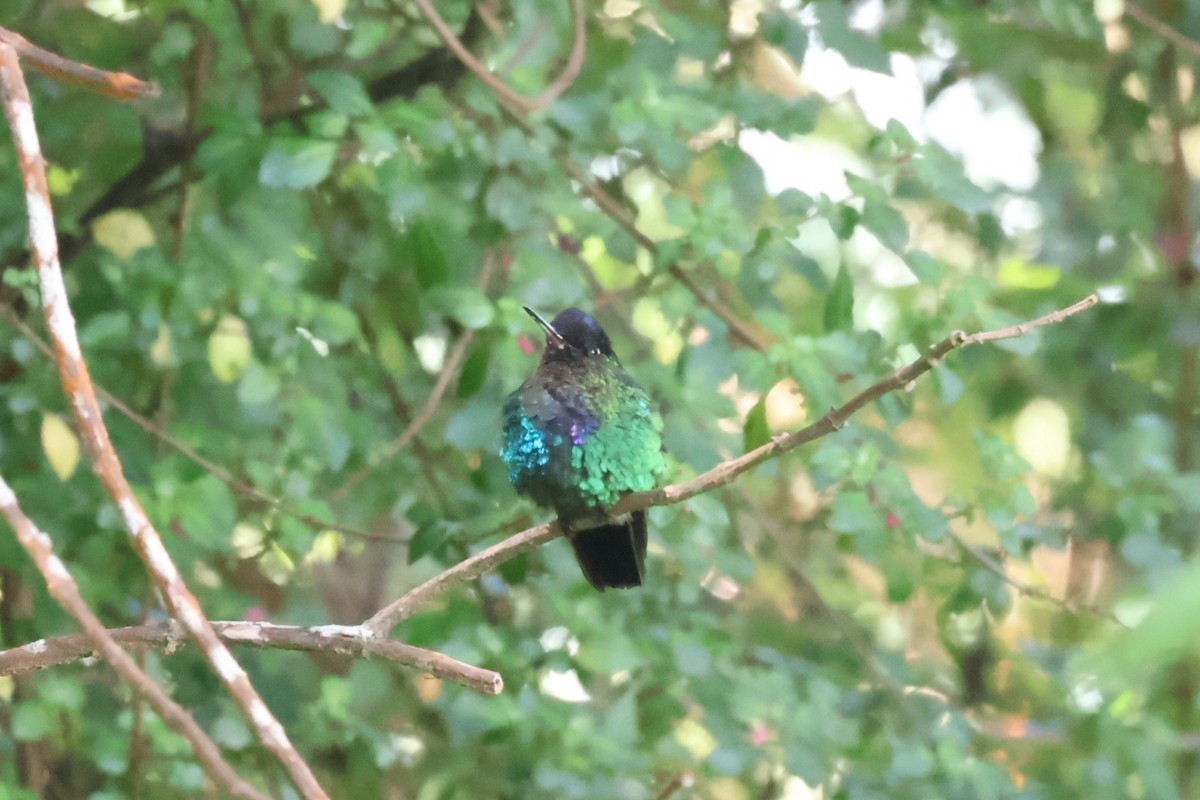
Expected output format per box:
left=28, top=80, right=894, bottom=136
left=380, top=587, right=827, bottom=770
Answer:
left=946, top=530, right=1124, bottom=626
left=366, top=521, right=559, bottom=634
left=1125, top=3, right=1200, bottom=58
left=365, top=295, right=1100, bottom=636
left=0, top=620, right=503, bottom=695
left=0, top=44, right=328, bottom=799
left=0, top=27, right=158, bottom=99
left=499, top=107, right=773, bottom=352
left=0, top=475, right=269, bottom=800
left=651, top=773, right=688, bottom=800
left=332, top=330, right=476, bottom=500
left=331, top=250, right=499, bottom=500
left=229, top=0, right=271, bottom=99
left=408, top=0, right=586, bottom=113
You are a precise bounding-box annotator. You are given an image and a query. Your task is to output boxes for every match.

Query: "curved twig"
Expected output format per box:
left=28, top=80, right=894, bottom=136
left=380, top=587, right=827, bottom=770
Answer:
left=365, top=294, right=1100, bottom=636
left=0, top=44, right=327, bottom=799
left=408, top=0, right=586, bottom=113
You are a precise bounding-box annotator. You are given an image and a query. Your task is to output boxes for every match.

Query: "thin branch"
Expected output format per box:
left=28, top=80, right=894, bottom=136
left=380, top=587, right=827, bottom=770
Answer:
left=0, top=474, right=270, bottom=800
left=499, top=107, right=773, bottom=352
left=947, top=530, right=1124, bottom=626
left=0, top=44, right=328, bottom=799
left=332, top=330, right=475, bottom=500
left=407, top=0, right=586, bottom=113
left=0, top=27, right=158, bottom=99
left=651, top=773, right=688, bottom=800
left=330, top=250, right=499, bottom=500
left=366, top=521, right=559, bottom=634
left=228, top=0, right=271, bottom=100
left=0, top=620, right=503, bottom=695
left=1125, top=3, right=1200, bottom=58
left=365, top=295, right=1100, bottom=636
left=499, top=17, right=550, bottom=77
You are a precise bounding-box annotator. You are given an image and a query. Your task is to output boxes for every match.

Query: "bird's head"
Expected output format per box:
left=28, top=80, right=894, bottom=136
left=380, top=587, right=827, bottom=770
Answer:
left=524, top=306, right=615, bottom=362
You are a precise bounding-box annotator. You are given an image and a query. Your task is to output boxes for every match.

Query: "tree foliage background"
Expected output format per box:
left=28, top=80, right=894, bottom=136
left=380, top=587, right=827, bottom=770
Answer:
left=0, top=0, right=1197, bottom=798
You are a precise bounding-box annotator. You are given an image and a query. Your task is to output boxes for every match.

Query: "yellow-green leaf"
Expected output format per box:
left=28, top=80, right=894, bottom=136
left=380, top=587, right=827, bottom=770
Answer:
left=311, top=0, right=346, bottom=23
left=91, top=209, right=156, bottom=261
left=41, top=413, right=80, bottom=481
left=998, top=258, right=1061, bottom=290
left=208, top=315, right=252, bottom=383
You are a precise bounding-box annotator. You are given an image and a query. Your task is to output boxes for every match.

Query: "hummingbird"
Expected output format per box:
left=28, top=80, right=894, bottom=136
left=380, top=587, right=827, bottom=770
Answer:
left=502, top=307, right=668, bottom=590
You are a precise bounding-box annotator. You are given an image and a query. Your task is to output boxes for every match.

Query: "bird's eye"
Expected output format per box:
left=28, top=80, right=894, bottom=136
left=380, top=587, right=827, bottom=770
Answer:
left=589, top=347, right=601, bottom=356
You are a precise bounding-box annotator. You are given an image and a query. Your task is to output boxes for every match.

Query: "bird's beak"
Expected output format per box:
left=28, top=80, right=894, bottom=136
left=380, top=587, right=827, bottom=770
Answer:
left=524, top=306, right=566, bottom=349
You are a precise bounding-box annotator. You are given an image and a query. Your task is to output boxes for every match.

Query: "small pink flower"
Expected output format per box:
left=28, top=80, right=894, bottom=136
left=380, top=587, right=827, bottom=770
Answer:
left=750, top=721, right=772, bottom=746
left=887, top=512, right=901, bottom=528
left=518, top=334, right=534, bottom=355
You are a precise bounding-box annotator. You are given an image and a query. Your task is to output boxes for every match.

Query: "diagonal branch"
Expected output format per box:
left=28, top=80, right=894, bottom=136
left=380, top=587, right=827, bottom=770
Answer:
left=331, top=329, right=476, bottom=501
left=0, top=474, right=269, bottom=800
left=408, top=0, right=586, bottom=113
left=947, top=529, right=1125, bottom=626
left=0, top=44, right=328, bottom=799
left=0, top=27, right=158, bottom=99
left=364, top=294, right=1100, bottom=636
left=330, top=250, right=499, bottom=500
left=497, top=107, right=774, bottom=352
left=0, top=620, right=503, bottom=695
left=1125, top=3, right=1200, bottom=58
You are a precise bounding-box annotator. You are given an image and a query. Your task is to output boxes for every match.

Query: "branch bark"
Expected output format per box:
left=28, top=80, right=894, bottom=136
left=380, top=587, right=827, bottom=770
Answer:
left=0, top=475, right=269, bottom=800
left=365, top=294, right=1100, bottom=636
left=0, top=620, right=503, bottom=695
left=0, top=27, right=159, bottom=99
left=0, top=43, right=328, bottom=800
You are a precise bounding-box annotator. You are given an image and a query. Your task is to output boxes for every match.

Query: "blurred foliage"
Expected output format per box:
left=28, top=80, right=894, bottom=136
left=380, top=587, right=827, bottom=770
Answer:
left=0, top=0, right=1198, bottom=798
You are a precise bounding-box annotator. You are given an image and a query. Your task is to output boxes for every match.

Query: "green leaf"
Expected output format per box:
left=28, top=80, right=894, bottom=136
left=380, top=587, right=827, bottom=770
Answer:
left=408, top=518, right=444, bottom=563
left=903, top=251, right=947, bottom=286
left=307, top=70, right=374, bottom=117
left=429, top=286, right=494, bottom=329
left=743, top=396, right=770, bottom=452
left=860, top=198, right=908, bottom=252
left=407, top=222, right=450, bottom=289
left=760, top=11, right=809, bottom=65
left=823, top=263, right=854, bottom=332
left=176, top=474, right=237, bottom=550
left=11, top=701, right=51, bottom=741
left=815, top=0, right=890, bottom=73
left=456, top=340, right=492, bottom=400
left=259, top=138, right=337, bottom=189
left=829, top=490, right=881, bottom=533
left=484, top=174, right=535, bottom=231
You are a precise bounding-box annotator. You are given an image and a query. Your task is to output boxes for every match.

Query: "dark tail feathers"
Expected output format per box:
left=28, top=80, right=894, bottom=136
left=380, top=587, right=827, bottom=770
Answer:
left=567, top=511, right=647, bottom=591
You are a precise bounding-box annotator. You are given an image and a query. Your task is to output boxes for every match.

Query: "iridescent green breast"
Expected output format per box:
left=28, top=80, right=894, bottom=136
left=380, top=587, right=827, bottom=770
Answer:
left=501, top=358, right=666, bottom=520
